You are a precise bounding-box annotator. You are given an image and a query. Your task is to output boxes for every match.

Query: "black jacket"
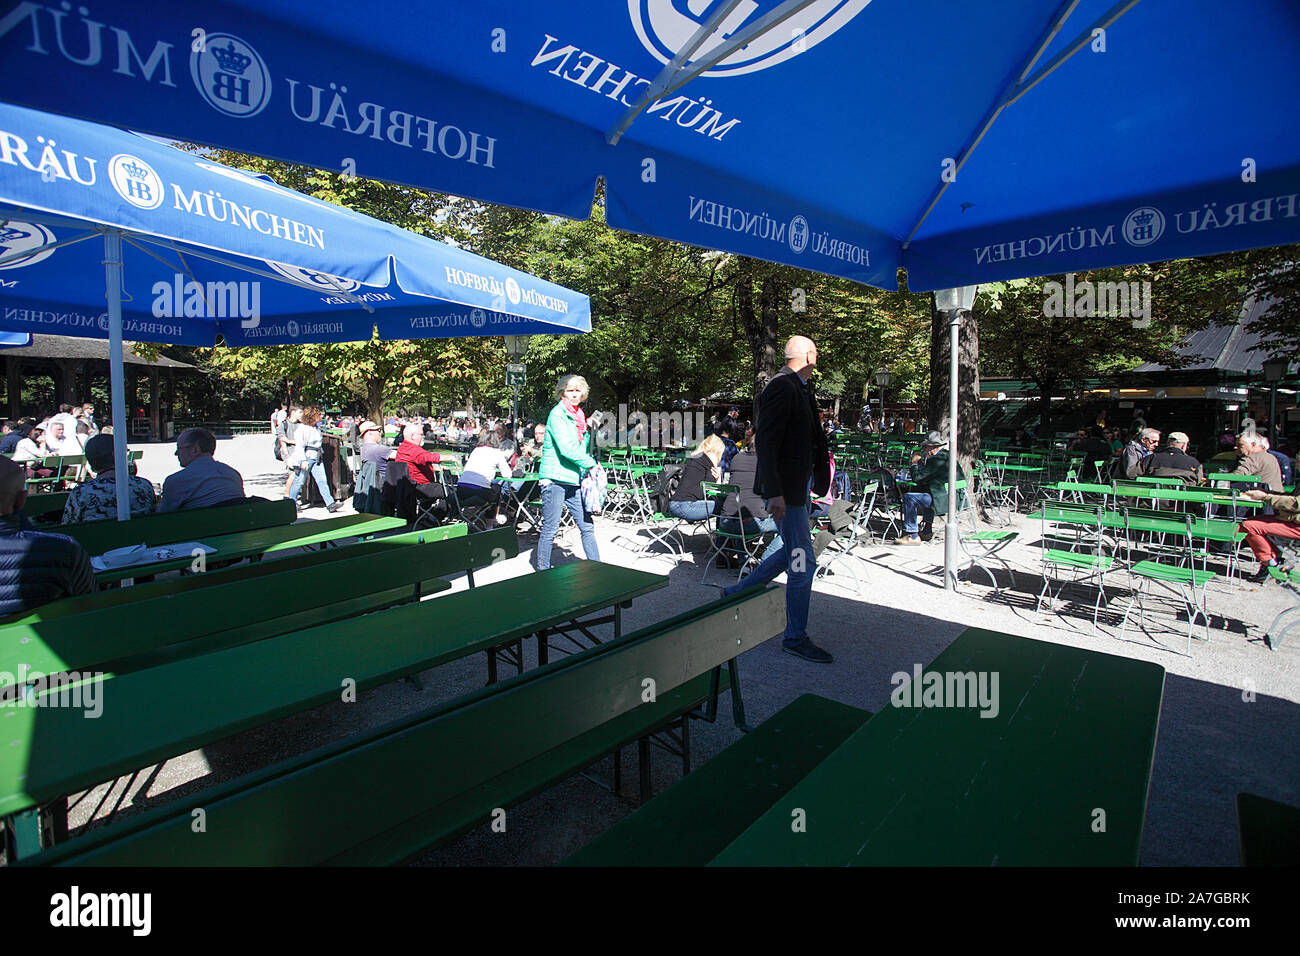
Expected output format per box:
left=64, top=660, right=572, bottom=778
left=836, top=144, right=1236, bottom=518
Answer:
left=0, top=514, right=96, bottom=617
left=671, top=453, right=716, bottom=503
left=722, top=449, right=769, bottom=520
left=1138, top=447, right=1202, bottom=483
left=754, top=366, right=828, bottom=506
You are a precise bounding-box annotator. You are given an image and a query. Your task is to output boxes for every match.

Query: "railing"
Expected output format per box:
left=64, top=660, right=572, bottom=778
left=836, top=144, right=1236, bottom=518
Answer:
left=172, top=420, right=269, bottom=436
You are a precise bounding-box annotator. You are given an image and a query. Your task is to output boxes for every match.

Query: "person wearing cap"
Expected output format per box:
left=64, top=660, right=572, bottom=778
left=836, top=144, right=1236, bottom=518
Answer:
left=61, top=434, right=157, bottom=523
left=893, top=430, right=964, bottom=545
left=358, top=420, right=395, bottom=481
left=1135, top=431, right=1203, bottom=484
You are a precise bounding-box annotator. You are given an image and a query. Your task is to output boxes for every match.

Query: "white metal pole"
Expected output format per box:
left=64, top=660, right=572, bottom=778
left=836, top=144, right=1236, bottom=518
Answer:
left=104, top=230, right=130, bottom=521
left=943, top=308, right=960, bottom=591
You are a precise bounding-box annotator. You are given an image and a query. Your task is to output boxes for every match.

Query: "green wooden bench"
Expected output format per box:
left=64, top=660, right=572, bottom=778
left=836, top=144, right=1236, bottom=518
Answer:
left=565, top=693, right=871, bottom=866
left=706, top=627, right=1165, bottom=866
left=0, top=526, right=486, bottom=689
left=1236, top=792, right=1300, bottom=865
left=17, top=586, right=781, bottom=865
left=0, top=523, right=468, bottom=630
left=59, top=497, right=297, bottom=555
left=19, top=491, right=69, bottom=524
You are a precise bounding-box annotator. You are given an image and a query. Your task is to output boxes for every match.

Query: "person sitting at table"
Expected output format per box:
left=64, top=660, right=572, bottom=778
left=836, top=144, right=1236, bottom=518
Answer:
left=1260, top=433, right=1293, bottom=488
left=61, top=435, right=156, bottom=523
left=1135, top=431, right=1203, bottom=484
left=1240, top=487, right=1300, bottom=582
left=718, top=446, right=783, bottom=565
left=1231, top=432, right=1283, bottom=492
left=455, top=430, right=515, bottom=521
left=893, top=431, right=963, bottom=545
left=0, top=456, right=95, bottom=615
left=1069, top=427, right=1111, bottom=464
left=0, top=421, right=22, bottom=456
left=160, top=428, right=246, bottom=512
left=668, top=434, right=725, bottom=522
left=394, top=422, right=451, bottom=521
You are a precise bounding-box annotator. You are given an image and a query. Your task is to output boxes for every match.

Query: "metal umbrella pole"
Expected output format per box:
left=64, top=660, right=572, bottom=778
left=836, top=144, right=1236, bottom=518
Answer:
left=935, top=287, right=977, bottom=592
left=103, top=229, right=130, bottom=521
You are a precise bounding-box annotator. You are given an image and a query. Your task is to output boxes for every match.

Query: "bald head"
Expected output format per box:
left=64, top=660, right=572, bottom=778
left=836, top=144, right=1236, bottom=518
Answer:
left=0, top=456, right=27, bottom=515
left=783, top=335, right=818, bottom=379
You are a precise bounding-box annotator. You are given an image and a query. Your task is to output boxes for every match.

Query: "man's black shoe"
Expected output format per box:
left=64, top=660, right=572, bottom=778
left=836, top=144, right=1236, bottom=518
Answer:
left=783, top=639, right=833, bottom=663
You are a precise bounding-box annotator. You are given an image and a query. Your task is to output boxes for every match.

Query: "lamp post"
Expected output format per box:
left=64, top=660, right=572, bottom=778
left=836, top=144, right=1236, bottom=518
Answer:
left=933, top=285, right=979, bottom=592
left=874, top=367, right=891, bottom=434
left=1262, top=357, right=1288, bottom=439
left=503, top=334, right=531, bottom=436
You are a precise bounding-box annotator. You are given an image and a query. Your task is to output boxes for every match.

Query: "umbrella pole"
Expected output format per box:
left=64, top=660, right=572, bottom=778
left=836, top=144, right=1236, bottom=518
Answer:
left=944, top=310, right=959, bottom=592
left=103, top=229, right=130, bottom=522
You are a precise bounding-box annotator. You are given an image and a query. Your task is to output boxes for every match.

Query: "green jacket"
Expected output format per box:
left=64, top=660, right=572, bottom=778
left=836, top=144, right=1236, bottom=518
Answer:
left=539, top=401, right=598, bottom=485
left=909, top=449, right=966, bottom=516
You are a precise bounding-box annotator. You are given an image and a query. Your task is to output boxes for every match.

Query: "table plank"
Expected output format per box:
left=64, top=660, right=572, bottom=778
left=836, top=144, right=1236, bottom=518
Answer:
left=93, top=514, right=406, bottom=584
left=709, top=628, right=1165, bottom=866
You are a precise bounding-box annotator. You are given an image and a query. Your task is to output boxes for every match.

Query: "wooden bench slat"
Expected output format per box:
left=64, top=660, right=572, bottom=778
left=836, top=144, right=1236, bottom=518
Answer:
left=565, top=693, right=871, bottom=867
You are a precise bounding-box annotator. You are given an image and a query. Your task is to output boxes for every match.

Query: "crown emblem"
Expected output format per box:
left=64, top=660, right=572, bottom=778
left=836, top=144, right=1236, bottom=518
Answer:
left=119, top=159, right=149, bottom=180
left=211, top=41, right=251, bottom=74
left=0, top=225, right=29, bottom=244
left=1131, top=210, right=1154, bottom=225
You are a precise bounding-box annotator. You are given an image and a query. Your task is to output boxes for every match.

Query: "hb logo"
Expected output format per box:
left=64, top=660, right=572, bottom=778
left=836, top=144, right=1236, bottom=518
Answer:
left=108, top=155, right=165, bottom=210
left=0, top=221, right=57, bottom=270
left=1122, top=206, right=1165, bottom=247
left=629, top=0, right=870, bottom=77
left=190, top=34, right=271, bottom=118
left=267, top=261, right=362, bottom=294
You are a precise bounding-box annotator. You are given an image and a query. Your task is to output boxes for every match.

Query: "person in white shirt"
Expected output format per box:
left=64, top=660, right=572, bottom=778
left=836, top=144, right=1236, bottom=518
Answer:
left=13, top=426, right=45, bottom=463
left=455, top=430, right=514, bottom=519
left=49, top=404, right=79, bottom=441
left=41, top=420, right=67, bottom=455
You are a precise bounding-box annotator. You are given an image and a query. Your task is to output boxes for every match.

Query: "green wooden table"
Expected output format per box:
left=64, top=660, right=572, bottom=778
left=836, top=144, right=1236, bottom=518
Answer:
left=708, top=628, right=1165, bottom=866
left=92, top=514, right=406, bottom=585
left=0, top=560, right=667, bottom=820
left=1205, top=473, right=1266, bottom=486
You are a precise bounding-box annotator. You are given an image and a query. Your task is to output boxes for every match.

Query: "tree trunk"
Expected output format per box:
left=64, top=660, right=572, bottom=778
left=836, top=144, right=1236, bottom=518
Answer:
left=928, top=302, right=982, bottom=475
left=736, top=261, right=782, bottom=421
left=1034, top=380, right=1055, bottom=438
left=365, top=378, right=385, bottom=424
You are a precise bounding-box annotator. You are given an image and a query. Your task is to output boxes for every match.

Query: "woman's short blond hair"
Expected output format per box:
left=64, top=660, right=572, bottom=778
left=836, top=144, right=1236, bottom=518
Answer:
left=555, top=374, right=590, bottom=403
left=695, top=434, right=725, bottom=462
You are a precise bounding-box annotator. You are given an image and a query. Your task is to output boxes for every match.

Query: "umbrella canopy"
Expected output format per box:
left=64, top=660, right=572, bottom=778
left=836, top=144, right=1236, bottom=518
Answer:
left=0, top=1, right=1295, bottom=291
left=0, top=104, right=590, bottom=345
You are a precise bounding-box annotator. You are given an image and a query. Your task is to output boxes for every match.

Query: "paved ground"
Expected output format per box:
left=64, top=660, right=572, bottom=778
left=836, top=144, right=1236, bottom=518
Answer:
left=62, top=433, right=1300, bottom=866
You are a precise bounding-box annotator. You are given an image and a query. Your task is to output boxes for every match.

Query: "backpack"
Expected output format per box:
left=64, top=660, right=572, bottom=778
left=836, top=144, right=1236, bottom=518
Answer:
left=653, top=464, right=684, bottom=516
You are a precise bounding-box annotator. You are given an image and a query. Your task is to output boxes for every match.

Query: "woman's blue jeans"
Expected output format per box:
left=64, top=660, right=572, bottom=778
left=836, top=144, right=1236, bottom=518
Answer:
left=718, top=515, right=783, bottom=561
left=289, top=460, right=334, bottom=507
left=668, top=499, right=715, bottom=522
left=535, top=480, right=599, bottom=570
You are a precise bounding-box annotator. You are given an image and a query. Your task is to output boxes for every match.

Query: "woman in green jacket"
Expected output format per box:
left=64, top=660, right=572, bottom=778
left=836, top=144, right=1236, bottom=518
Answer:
left=536, top=374, right=600, bottom=570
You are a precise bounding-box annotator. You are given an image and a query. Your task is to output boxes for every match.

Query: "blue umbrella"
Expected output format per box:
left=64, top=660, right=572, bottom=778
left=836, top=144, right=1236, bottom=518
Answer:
left=0, top=0, right=1295, bottom=289
left=0, top=103, right=590, bottom=517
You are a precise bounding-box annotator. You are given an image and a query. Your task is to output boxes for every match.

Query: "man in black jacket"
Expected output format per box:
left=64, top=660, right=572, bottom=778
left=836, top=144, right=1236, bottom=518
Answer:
left=721, top=335, right=832, bottom=663
left=0, top=456, right=95, bottom=617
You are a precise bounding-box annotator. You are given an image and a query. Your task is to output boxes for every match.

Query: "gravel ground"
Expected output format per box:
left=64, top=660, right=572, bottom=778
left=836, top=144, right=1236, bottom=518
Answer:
left=58, top=434, right=1300, bottom=866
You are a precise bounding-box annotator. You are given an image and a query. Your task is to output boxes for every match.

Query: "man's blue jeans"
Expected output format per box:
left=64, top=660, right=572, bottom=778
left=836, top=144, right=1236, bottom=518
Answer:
left=536, top=480, right=599, bottom=571
left=718, top=515, right=783, bottom=561
left=902, top=491, right=934, bottom=535
left=722, top=504, right=814, bottom=648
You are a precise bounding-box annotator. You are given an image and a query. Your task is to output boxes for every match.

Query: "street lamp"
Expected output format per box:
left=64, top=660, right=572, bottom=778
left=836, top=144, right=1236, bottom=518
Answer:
left=874, top=367, right=891, bottom=434
left=1262, top=356, right=1288, bottom=438
left=933, top=285, right=978, bottom=592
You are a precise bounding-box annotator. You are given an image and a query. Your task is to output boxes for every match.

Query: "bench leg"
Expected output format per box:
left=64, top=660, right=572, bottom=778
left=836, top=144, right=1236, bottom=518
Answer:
left=486, top=647, right=498, bottom=685
left=680, top=712, right=691, bottom=776
left=638, top=737, right=652, bottom=803
left=728, top=657, right=751, bottom=732
left=537, top=630, right=548, bottom=667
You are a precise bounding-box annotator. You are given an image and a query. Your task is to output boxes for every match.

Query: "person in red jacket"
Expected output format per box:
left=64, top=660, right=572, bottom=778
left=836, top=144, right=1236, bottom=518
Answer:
left=394, top=423, right=450, bottom=520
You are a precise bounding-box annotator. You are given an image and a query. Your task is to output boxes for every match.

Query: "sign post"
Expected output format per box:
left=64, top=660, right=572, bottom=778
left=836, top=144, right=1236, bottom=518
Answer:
left=502, top=335, right=530, bottom=439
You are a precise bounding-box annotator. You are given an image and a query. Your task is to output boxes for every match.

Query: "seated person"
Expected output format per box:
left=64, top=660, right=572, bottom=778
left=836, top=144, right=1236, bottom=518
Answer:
left=1240, top=487, right=1300, bottom=581
left=358, top=420, right=394, bottom=480
left=1068, top=427, right=1112, bottom=464
left=353, top=420, right=394, bottom=514
left=0, top=421, right=22, bottom=456
left=61, top=435, right=157, bottom=523
left=393, top=423, right=451, bottom=519
left=717, top=420, right=740, bottom=475
left=521, top=422, right=546, bottom=462
left=159, top=428, right=246, bottom=512
left=10, top=424, right=41, bottom=463
left=1135, top=431, right=1203, bottom=483
left=456, top=430, right=515, bottom=517
left=1261, top=434, right=1293, bottom=488
left=718, top=447, right=783, bottom=563
left=0, top=457, right=95, bottom=616
left=893, top=431, right=963, bottom=545
left=1231, top=432, right=1284, bottom=492
left=668, top=434, right=725, bottom=521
